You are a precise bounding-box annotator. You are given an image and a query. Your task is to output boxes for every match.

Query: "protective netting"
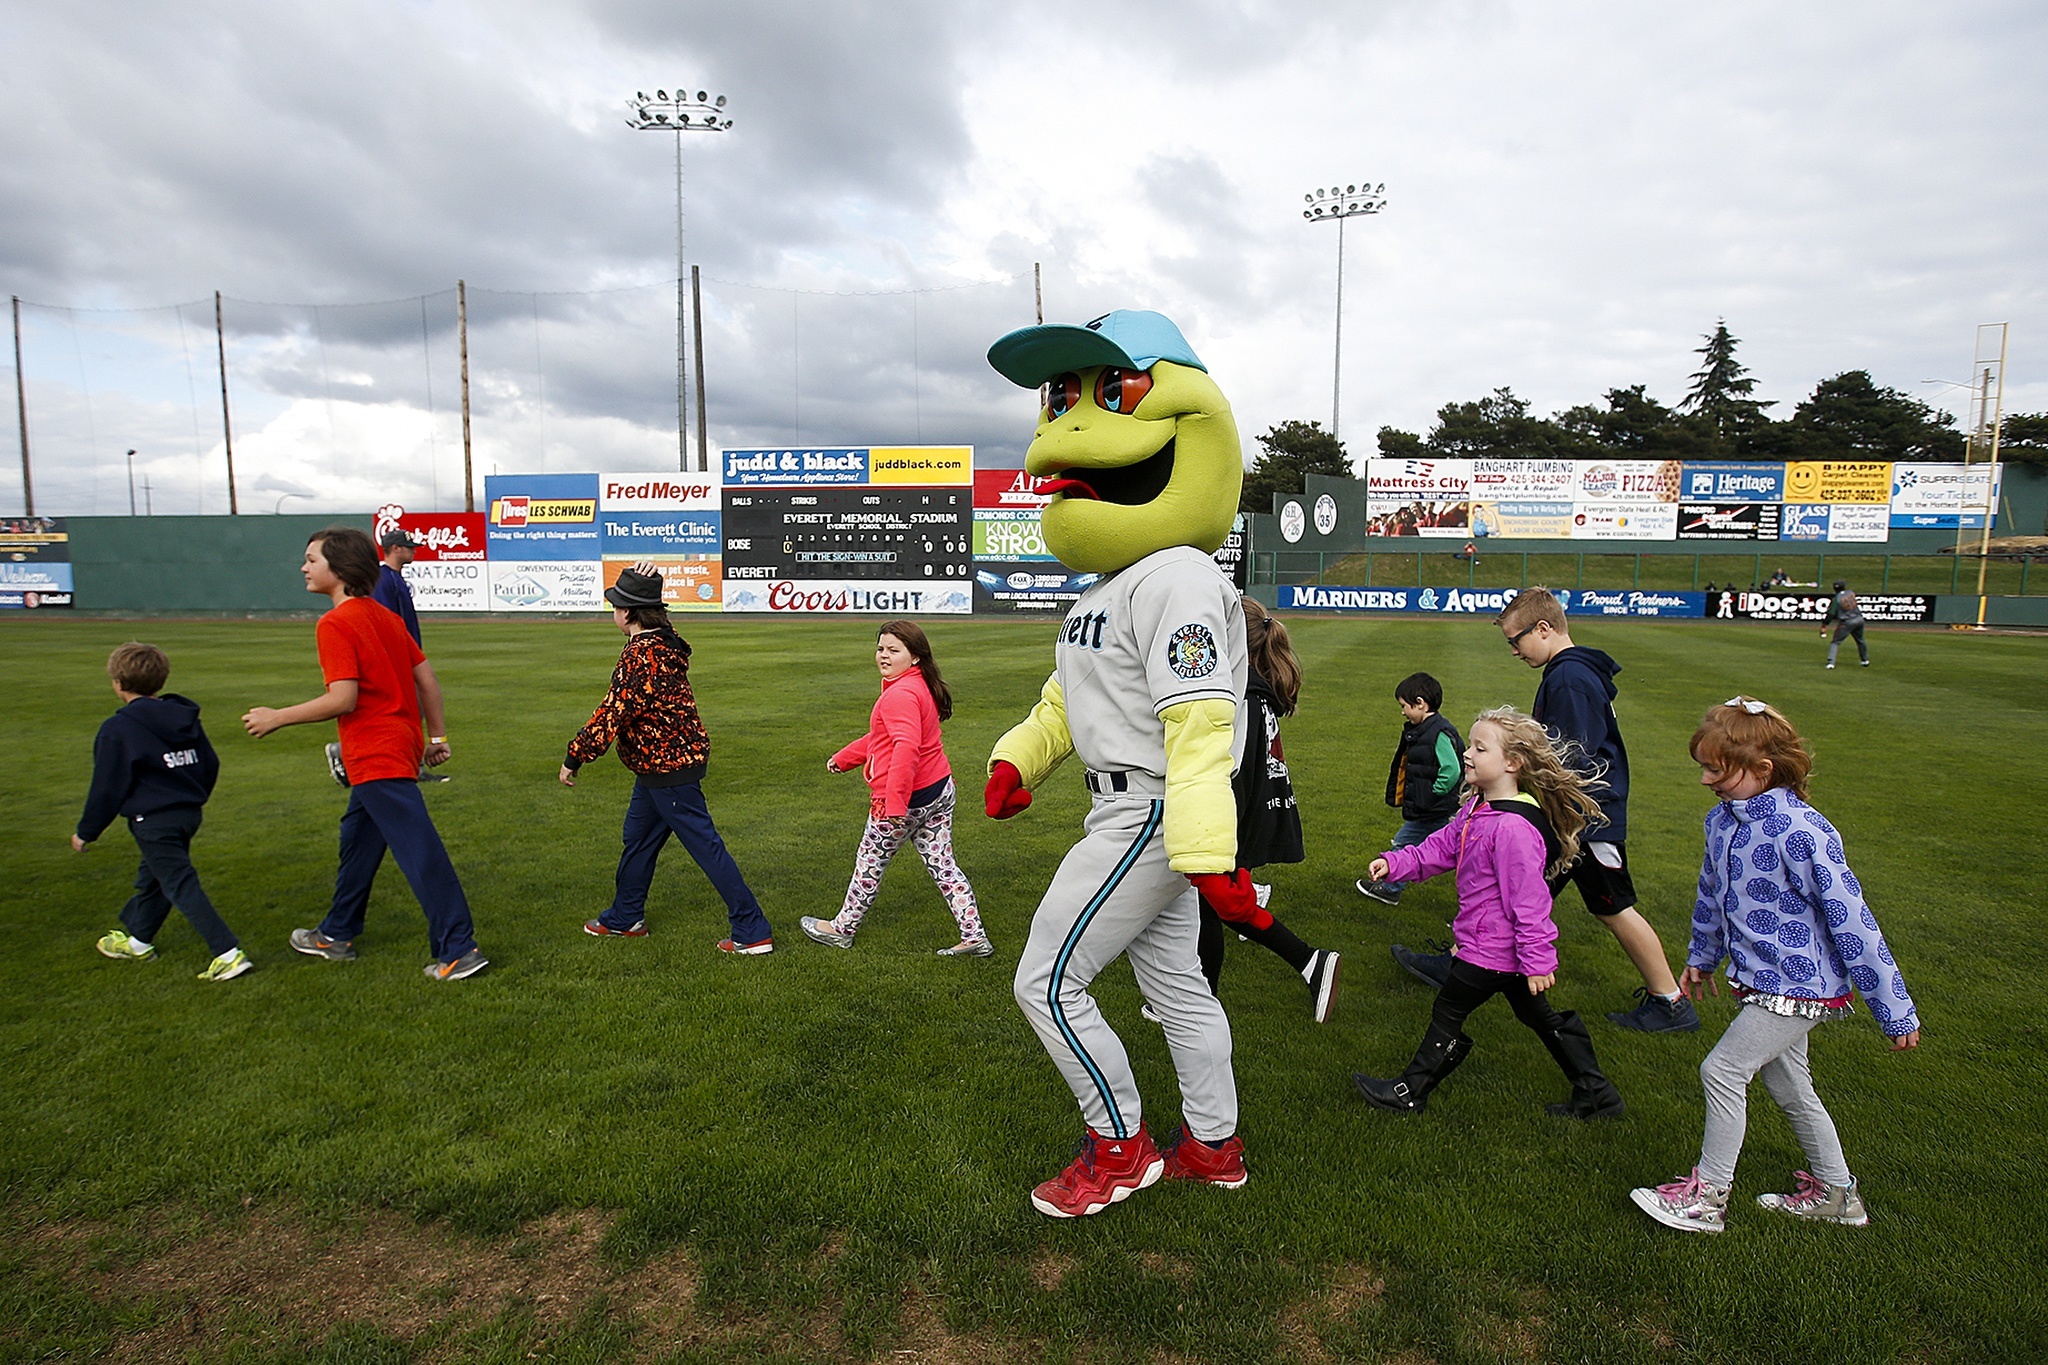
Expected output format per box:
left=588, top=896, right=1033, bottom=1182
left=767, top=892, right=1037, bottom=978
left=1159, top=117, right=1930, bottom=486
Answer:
left=9, top=271, right=1036, bottom=516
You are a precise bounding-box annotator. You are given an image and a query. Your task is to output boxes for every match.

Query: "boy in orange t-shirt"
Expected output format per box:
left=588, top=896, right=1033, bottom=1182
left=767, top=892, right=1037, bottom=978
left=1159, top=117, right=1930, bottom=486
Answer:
left=243, top=526, right=486, bottom=981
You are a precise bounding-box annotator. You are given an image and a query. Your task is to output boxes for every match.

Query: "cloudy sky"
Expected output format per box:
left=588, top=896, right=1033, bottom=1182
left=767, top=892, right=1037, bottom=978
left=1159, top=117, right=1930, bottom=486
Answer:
left=4, top=0, right=2042, bottom=516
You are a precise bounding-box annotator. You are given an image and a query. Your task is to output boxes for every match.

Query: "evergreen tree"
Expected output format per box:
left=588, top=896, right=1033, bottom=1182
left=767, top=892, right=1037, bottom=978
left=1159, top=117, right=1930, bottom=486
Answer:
left=1993, top=412, right=2048, bottom=467
left=1426, top=387, right=1571, bottom=458
left=1679, top=320, right=1773, bottom=440
left=1376, top=426, right=1425, bottom=459
left=1741, top=370, right=1958, bottom=461
left=1240, top=419, right=1352, bottom=514
left=1554, top=385, right=1712, bottom=457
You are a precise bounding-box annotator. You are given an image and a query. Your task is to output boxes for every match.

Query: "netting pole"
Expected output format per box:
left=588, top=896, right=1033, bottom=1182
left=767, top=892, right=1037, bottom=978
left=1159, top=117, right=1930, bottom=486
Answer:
left=691, top=265, right=708, bottom=471
left=11, top=296, right=30, bottom=516
left=458, top=281, right=474, bottom=513
left=674, top=128, right=689, bottom=474
left=1974, top=326, right=2010, bottom=625
left=215, top=291, right=238, bottom=515
left=1034, top=262, right=1043, bottom=324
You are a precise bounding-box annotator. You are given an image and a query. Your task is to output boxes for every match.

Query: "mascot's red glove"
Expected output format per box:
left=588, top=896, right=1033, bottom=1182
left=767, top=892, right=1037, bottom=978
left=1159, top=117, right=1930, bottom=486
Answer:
left=1187, top=869, right=1273, bottom=931
left=984, top=761, right=1034, bottom=819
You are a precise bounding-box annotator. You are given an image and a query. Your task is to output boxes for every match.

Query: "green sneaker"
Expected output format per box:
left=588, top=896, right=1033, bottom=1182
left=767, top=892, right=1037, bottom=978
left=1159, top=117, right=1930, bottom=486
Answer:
left=198, top=948, right=253, bottom=982
left=97, top=930, right=156, bottom=961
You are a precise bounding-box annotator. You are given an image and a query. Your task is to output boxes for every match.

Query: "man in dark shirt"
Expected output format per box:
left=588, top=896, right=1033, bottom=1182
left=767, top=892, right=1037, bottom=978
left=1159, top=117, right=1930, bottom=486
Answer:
left=371, top=529, right=423, bottom=645
left=366, top=528, right=446, bottom=780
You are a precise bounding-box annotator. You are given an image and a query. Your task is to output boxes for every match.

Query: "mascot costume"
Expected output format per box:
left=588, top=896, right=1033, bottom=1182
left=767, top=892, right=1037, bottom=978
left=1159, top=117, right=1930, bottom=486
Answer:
left=983, top=310, right=1262, bottom=1218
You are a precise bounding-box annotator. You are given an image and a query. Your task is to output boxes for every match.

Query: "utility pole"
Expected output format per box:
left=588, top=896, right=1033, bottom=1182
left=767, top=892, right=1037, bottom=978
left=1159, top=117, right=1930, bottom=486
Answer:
left=215, top=291, right=238, bottom=515
left=1301, top=182, right=1386, bottom=444
left=1034, top=262, right=1043, bottom=324
left=458, top=280, right=474, bottom=513
left=11, top=296, right=30, bottom=516
left=627, top=88, right=733, bottom=473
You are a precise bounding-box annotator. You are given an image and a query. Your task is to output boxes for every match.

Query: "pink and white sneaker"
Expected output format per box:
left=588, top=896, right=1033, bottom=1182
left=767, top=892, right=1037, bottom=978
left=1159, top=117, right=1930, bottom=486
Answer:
left=1630, top=1168, right=1729, bottom=1234
left=1757, top=1170, right=1868, bottom=1226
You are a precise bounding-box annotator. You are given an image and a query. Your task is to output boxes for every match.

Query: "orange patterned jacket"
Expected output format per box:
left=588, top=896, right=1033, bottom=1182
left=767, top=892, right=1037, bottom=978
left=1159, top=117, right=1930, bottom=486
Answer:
left=565, top=628, right=709, bottom=785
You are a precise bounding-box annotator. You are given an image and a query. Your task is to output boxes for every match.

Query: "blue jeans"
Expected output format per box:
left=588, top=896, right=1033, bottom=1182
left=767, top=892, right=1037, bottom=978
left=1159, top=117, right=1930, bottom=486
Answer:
left=1384, top=815, right=1450, bottom=892
left=120, top=805, right=239, bottom=957
left=602, top=781, right=772, bottom=944
left=320, top=778, right=478, bottom=964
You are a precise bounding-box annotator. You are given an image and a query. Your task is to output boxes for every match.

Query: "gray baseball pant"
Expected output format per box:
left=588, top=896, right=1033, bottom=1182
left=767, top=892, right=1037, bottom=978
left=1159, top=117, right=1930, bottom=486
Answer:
left=1698, top=1003, right=1852, bottom=1188
left=1013, top=789, right=1240, bottom=1143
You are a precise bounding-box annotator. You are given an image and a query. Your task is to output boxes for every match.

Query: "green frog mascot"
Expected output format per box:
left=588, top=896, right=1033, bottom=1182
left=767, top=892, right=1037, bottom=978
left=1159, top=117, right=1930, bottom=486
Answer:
left=982, top=310, right=1257, bottom=1217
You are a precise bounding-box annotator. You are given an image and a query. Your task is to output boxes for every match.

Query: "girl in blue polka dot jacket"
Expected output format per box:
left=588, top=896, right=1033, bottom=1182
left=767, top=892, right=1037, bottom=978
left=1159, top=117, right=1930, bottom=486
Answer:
left=1631, top=697, right=1920, bottom=1235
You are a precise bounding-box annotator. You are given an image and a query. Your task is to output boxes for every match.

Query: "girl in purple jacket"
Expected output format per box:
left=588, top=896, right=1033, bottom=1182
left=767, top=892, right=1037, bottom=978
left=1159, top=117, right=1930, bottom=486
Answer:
left=1630, top=698, right=1919, bottom=1234
left=1353, top=708, right=1623, bottom=1120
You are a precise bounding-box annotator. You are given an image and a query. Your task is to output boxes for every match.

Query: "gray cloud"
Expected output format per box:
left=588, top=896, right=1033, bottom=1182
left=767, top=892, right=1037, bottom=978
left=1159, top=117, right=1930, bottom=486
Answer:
left=4, top=0, right=2044, bottom=512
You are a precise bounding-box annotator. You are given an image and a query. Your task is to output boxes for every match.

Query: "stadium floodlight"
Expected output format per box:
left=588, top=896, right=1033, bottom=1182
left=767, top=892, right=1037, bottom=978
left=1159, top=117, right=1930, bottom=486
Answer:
left=1300, top=180, right=1386, bottom=444
left=627, top=87, right=734, bottom=472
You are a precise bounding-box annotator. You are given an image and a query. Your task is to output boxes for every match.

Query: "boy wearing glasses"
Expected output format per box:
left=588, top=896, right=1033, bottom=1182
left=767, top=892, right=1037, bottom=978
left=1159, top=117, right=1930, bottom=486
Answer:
left=1396, top=588, right=1699, bottom=1033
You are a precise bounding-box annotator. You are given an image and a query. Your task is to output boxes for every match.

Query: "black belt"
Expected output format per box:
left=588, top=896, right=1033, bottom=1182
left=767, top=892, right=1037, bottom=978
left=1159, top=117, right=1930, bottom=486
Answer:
left=1085, top=770, right=1131, bottom=794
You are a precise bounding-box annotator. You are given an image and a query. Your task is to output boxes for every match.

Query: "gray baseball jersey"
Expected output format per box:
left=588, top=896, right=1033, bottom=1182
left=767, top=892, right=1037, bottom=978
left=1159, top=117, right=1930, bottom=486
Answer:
left=1055, top=545, right=1248, bottom=777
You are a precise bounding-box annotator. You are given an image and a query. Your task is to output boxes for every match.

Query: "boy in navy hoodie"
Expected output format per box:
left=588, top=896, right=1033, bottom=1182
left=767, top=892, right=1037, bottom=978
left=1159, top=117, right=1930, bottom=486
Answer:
left=1394, top=590, right=1698, bottom=1032
left=73, top=642, right=250, bottom=981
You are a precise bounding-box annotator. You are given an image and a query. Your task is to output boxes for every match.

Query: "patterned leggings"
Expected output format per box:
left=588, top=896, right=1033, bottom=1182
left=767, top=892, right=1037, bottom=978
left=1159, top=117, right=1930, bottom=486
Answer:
left=832, top=780, right=983, bottom=940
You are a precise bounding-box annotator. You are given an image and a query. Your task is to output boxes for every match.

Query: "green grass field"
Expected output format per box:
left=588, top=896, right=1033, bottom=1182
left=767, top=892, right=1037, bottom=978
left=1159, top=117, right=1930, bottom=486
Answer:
left=2, top=612, right=2044, bottom=1363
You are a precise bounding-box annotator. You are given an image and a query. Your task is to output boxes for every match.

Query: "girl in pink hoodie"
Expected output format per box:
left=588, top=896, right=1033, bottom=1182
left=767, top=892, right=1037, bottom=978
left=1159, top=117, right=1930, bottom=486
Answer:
left=1352, top=708, right=1624, bottom=1120
left=801, top=621, right=988, bottom=956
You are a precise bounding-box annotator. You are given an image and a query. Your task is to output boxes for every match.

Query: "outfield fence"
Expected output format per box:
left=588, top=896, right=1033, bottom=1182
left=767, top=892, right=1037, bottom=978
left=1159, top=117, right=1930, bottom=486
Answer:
left=1252, top=549, right=2046, bottom=597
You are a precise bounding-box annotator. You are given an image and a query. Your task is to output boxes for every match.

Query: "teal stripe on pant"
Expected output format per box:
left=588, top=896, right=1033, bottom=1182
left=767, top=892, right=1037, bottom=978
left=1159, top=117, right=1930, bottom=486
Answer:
left=1013, top=794, right=1239, bottom=1143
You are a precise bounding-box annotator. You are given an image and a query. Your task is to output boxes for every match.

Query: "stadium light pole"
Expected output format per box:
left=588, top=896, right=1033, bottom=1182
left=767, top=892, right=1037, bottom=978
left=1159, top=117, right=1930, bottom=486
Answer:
left=1301, top=181, right=1386, bottom=445
left=627, top=88, right=733, bottom=473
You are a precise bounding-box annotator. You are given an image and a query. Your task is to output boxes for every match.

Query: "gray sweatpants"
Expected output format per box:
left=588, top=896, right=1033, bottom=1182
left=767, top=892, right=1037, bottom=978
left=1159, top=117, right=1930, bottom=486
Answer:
left=1013, top=791, right=1239, bottom=1143
left=1698, top=1003, right=1852, bottom=1188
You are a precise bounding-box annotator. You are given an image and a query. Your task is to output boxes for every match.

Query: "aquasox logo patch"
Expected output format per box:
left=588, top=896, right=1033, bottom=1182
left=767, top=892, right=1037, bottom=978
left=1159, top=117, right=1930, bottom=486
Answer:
left=1165, top=623, right=1219, bottom=680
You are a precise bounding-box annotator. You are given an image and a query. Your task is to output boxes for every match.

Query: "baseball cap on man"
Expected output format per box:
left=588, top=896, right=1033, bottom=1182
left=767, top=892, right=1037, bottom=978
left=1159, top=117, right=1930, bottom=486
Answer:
left=378, top=528, right=418, bottom=549
left=604, top=566, right=666, bottom=609
left=986, top=310, right=1207, bottom=389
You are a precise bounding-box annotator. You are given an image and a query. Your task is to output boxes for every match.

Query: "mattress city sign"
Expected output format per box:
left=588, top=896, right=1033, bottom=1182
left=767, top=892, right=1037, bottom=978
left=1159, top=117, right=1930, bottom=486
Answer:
left=1366, top=459, right=1471, bottom=497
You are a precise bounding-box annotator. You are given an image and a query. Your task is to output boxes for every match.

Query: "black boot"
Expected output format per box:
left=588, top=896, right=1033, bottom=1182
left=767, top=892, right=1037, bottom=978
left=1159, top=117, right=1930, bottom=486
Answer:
left=1352, top=1025, right=1472, bottom=1114
left=1539, top=1011, right=1626, bottom=1120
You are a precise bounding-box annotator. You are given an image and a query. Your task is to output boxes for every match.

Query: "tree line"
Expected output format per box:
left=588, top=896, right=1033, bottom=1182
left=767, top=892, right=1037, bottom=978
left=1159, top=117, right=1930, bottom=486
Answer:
left=1243, top=322, right=2046, bottom=514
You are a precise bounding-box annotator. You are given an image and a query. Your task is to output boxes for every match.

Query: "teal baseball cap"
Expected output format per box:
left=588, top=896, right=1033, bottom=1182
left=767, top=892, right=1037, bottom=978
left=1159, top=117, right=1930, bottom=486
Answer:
left=987, top=310, right=1207, bottom=388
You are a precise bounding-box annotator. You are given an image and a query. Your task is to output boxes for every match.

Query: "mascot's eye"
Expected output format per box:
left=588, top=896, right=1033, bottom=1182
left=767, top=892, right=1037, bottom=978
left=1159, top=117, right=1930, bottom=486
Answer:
left=1044, top=373, right=1082, bottom=419
left=1094, top=367, right=1152, bottom=414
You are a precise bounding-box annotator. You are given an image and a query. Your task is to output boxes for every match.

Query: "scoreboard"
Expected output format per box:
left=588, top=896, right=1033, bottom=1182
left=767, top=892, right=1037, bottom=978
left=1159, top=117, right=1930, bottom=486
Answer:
left=722, top=487, right=972, bottom=582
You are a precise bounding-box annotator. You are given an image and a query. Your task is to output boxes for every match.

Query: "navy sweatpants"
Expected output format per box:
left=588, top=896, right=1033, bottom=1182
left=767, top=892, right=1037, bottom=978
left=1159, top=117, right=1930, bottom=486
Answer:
left=120, top=805, right=239, bottom=957
left=600, top=780, right=772, bottom=944
left=319, top=778, right=478, bottom=963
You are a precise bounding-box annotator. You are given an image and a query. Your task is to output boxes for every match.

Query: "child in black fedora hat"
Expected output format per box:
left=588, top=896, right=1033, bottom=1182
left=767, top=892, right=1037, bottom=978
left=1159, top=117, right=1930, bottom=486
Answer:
left=558, top=561, right=775, bottom=953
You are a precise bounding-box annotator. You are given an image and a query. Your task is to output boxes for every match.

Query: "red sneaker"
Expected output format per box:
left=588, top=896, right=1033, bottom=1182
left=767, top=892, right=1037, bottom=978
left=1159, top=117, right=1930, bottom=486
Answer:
left=1160, top=1127, right=1248, bottom=1189
left=1030, top=1126, right=1164, bottom=1218
left=584, top=919, right=647, bottom=937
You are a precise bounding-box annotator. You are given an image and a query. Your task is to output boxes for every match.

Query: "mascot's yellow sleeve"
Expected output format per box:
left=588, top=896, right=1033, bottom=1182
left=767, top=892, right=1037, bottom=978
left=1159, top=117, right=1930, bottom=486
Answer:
left=989, top=674, right=1073, bottom=788
left=1160, top=697, right=1238, bottom=873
